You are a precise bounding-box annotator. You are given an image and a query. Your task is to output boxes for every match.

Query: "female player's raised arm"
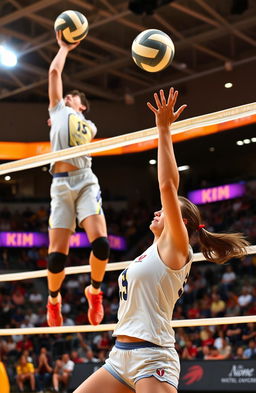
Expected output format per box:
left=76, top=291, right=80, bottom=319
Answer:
left=147, top=88, right=188, bottom=269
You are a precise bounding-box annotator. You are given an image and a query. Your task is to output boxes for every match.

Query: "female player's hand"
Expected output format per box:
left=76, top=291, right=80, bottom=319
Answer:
left=56, top=31, right=80, bottom=52
left=147, top=87, right=187, bottom=131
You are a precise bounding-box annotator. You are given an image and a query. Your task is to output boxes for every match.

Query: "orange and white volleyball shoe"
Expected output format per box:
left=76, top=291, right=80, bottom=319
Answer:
left=85, top=286, right=104, bottom=325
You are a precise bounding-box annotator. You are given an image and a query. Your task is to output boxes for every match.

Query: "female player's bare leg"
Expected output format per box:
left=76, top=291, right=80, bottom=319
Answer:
left=136, top=377, right=177, bottom=393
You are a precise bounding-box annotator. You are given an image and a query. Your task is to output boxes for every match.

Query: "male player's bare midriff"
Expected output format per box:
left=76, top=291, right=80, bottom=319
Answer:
left=53, top=161, right=79, bottom=173
left=116, top=335, right=146, bottom=343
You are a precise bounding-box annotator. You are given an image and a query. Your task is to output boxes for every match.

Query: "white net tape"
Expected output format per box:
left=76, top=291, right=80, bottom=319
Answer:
left=0, top=102, right=256, bottom=175
left=0, top=316, right=255, bottom=336
left=0, top=246, right=255, bottom=283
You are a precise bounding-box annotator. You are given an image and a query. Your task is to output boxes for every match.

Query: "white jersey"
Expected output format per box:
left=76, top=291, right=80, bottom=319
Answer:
left=49, top=99, right=97, bottom=173
left=113, top=242, right=193, bottom=347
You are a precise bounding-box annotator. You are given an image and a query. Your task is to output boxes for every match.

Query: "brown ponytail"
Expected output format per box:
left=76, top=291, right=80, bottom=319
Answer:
left=178, top=196, right=249, bottom=264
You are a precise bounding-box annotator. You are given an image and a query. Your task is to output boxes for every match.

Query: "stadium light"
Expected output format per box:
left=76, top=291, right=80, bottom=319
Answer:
left=0, top=45, right=17, bottom=67
left=224, top=82, right=233, bottom=89
left=178, top=165, right=190, bottom=172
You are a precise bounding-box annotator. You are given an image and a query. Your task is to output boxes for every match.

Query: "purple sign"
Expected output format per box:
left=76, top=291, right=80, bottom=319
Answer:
left=188, top=183, right=246, bottom=205
left=0, top=232, right=126, bottom=250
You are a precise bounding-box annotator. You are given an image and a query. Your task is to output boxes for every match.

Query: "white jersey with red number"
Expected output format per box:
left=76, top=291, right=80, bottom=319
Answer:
left=113, top=242, right=193, bottom=346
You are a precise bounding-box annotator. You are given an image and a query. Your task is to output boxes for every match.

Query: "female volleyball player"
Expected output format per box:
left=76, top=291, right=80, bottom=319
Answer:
left=46, top=32, right=109, bottom=327
left=73, top=87, right=248, bottom=393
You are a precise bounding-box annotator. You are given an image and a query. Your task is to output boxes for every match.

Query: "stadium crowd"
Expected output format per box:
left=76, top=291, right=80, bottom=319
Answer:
left=0, top=192, right=256, bottom=392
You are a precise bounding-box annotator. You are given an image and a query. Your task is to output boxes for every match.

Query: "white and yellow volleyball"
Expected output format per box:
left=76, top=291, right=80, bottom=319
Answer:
left=54, top=10, right=89, bottom=44
left=132, top=29, right=175, bottom=73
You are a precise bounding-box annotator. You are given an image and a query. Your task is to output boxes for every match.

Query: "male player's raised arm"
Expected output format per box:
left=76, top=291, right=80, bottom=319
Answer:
left=48, top=31, right=79, bottom=109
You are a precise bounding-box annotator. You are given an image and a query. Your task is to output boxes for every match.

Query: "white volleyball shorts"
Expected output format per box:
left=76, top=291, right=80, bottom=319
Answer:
left=103, top=341, right=180, bottom=391
left=49, top=168, right=103, bottom=233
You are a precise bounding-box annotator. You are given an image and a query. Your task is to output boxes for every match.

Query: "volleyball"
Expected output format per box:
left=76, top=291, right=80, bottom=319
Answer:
left=54, top=10, right=89, bottom=44
left=131, top=29, right=175, bottom=73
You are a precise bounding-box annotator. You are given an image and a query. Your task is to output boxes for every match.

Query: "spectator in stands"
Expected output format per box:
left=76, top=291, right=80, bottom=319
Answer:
left=63, top=315, right=75, bottom=326
left=187, top=301, right=200, bottom=319
left=35, top=308, right=47, bottom=327
left=52, top=353, right=74, bottom=392
left=35, top=347, right=53, bottom=392
left=226, top=325, right=242, bottom=345
left=238, top=287, right=253, bottom=310
left=243, top=339, right=256, bottom=359
left=221, top=265, right=236, bottom=292
left=65, top=277, right=80, bottom=291
left=190, top=331, right=202, bottom=349
left=175, top=328, right=187, bottom=349
left=210, top=293, right=226, bottom=317
left=85, top=348, right=100, bottom=363
left=181, top=340, right=198, bottom=360
left=246, top=299, right=256, bottom=315
left=62, top=301, right=72, bottom=316
left=12, top=286, right=25, bottom=306
left=20, top=315, right=34, bottom=329
left=233, top=346, right=246, bottom=360
left=241, top=254, right=256, bottom=276
left=218, top=339, right=232, bottom=359
left=225, top=294, right=240, bottom=317
left=16, top=337, right=34, bottom=356
left=199, top=298, right=211, bottom=318
left=200, top=327, right=215, bottom=347
left=204, top=345, right=223, bottom=360
left=75, top=333, right=91, bottom=360
left=97, top=350, right=107, bottom=363
left=2, top=336, right=18, bottom=359
left=16, top=354, right=36, bottom=392
left=70, top=350, right=86, bottom=364
left=36, top=247, right=48, bottom=269
left=27, top=248, right=40, bottom=265
left=192, top=271, right=207, bottom=299
left=22, top=349, right=33, bottom=364
left=29, top=290, right=43, bottom=306
left=242, top=323, right=256, bottom=343
left=199, top=345, right=211, bottom=360
left=25, top=309, right=39, bottom=327
left=213, top=328, right=225, bottom=349
left=94, top=332, right=111, bottom=351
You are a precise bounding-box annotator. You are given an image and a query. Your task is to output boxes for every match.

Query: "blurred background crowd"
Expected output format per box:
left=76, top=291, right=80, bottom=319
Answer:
left=0, top=191, right=256, bottom=392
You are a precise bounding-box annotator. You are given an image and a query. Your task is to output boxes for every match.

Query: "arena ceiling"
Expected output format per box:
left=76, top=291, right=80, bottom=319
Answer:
left=0, top=0, right=256, bottom=103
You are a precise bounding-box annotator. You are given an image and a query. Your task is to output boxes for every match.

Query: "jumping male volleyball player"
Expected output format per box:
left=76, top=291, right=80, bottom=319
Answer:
left=74, top=87, right=248, bottom=393
left=46, top=32, right=109, bottom=327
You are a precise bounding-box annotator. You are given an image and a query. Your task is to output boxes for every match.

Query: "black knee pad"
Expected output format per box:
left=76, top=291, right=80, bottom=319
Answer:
left=48, top=252, right=67, bottom=274
left=91, top=237, right=110, bottom=260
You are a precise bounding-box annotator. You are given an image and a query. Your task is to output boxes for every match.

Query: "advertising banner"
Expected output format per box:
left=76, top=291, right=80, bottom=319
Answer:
left=188, top=182, right=246, bottom=205
left=0, top=232, right=126, bottom=250
left=179, top=360, right=256, bottom=391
